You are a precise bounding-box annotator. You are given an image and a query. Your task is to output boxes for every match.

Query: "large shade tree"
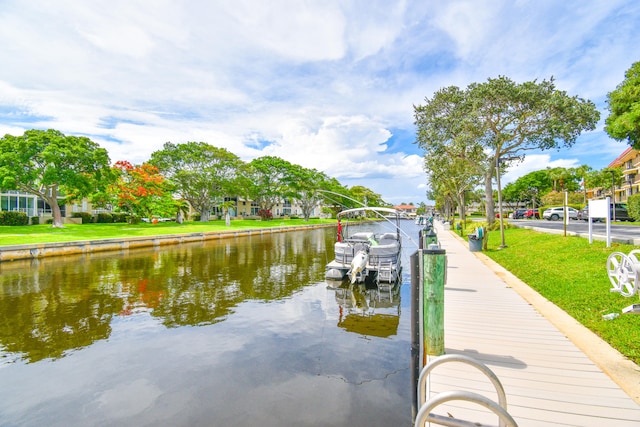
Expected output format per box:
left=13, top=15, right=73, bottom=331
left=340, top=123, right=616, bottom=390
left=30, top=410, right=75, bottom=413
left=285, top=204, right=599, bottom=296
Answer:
left=288, top=165, right=331, bottom=221
left=349, top=185, right=387, bottom=208
left=414, top=76, right=600, bottom=225
left=149, top=142, right=245, bottom=222
left=0, top=129, right=112, bottom=227
left=247, top=156, right=298, bottom=217
left=605, top=61, right=640, bottom=148
left=317, top=177, right=356, bottom=216
left=501, top=169, right=552, bottom=209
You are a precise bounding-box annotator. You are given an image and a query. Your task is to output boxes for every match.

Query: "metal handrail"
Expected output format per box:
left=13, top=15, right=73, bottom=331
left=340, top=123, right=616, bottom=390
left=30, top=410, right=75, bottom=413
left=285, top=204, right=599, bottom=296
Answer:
left=415, top=390, right=518, bottom=427
left=417, top=354, right=512, bottom=427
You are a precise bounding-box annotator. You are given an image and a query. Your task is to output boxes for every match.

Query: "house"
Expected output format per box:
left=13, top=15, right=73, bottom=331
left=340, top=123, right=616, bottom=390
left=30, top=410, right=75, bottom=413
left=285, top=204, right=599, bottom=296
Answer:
left=393, top=204, right=417, bottom=218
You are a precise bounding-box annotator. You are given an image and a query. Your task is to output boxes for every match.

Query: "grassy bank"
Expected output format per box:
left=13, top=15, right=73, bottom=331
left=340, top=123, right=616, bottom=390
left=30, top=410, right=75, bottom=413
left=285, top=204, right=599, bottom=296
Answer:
left=0, top=218, right=336, bottom=246
left=484, top=228, right=640, bottom=365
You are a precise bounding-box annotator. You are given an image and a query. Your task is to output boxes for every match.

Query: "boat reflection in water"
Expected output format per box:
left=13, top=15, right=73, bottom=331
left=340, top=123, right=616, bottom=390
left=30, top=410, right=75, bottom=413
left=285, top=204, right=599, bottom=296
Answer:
left=330, top=280, right=401, bottom=338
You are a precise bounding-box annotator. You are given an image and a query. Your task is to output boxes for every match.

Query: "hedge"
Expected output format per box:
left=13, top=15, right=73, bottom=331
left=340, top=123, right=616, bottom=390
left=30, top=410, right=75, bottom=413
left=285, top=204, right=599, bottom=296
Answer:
left=95, top=213, right=112, bottom=223
left=0, top=211, right=29, bottom=226
left=71, top=212, right=94, bottom=224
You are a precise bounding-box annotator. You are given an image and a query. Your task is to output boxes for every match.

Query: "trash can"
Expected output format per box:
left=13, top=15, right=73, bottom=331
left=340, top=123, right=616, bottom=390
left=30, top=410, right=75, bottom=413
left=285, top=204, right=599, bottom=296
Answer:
left=467, top=234, right=482, bottom=252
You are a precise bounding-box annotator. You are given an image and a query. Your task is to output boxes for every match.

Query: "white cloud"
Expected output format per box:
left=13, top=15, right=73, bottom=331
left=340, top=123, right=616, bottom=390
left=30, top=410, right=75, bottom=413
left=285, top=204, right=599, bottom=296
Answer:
left=0, top=0, right=639, bottom=204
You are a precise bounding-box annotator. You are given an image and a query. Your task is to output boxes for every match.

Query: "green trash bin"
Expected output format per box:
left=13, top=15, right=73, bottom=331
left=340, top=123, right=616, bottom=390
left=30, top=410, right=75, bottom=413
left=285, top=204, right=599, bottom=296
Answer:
left=467, top=234, right=482, bottom=252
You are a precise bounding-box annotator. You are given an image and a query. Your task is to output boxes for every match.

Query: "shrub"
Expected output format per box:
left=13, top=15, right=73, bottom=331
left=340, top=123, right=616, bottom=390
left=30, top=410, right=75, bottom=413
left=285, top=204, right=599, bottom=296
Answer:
left=627, top=194, right=640, bottom=220
left=71, top=212, right=94, bottom=224
left=110, top=213, right=129, bottom=223
left=31, top=216, right=40, bottom=225
left=96, top=213, right=113, bottom=223
left=258, top=209, right=273, bottom=220
left=0, top=211, right=29, bottom=226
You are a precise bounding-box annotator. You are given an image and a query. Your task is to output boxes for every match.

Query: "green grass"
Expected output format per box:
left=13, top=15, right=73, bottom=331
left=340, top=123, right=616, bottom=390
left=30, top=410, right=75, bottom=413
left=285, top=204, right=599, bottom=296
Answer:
left=484, top=228, right=640, bottom=365
left=0, top=218, right=336, bottom=246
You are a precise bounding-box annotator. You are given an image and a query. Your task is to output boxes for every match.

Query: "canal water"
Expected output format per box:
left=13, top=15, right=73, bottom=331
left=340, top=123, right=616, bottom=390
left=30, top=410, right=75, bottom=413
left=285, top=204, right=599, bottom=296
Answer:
left=0, top=220, right=423, bottom=426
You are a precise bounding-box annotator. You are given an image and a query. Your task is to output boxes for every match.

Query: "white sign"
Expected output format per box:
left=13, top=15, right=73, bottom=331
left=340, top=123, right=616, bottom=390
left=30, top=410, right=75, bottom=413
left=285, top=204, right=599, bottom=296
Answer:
left=587, top=197, right=611, bottom=247
left=589, top=199, right=609, bottom=218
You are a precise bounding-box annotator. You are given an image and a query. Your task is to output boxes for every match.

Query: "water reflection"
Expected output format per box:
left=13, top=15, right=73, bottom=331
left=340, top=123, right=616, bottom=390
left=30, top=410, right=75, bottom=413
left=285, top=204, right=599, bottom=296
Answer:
left=0, top=222, right=420, bottom=426
left=333, top=282, right=401, bottom=338
left=0, top=229, right=334, bottom=363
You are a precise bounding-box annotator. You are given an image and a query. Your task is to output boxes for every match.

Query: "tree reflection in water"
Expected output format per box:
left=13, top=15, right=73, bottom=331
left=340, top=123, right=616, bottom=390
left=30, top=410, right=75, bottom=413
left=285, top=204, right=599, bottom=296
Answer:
left=0, top=228, right=334, bottom=363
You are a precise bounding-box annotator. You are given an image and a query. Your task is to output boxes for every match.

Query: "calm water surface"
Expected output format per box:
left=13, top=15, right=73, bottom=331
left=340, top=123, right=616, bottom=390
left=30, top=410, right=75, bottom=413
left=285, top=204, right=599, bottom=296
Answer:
left=0, top=221, right=422, bottom=426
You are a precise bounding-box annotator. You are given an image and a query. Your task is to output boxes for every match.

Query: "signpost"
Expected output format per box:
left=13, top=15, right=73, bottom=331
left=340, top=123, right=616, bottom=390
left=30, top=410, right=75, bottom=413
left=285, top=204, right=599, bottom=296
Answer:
left=588, top=197, right=611, bottom=247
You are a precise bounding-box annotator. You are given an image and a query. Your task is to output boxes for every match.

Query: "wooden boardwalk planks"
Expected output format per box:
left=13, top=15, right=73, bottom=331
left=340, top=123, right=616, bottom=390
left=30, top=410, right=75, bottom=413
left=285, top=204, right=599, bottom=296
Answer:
left=419, top=223, right=640, bottom=426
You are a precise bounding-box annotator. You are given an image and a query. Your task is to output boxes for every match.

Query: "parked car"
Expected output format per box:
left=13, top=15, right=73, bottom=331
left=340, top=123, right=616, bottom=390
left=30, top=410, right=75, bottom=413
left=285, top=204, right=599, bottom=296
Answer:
left=542, top=207, right=579, bottom=221
left=579, top=203, right=632, bottom=222
left=524, top=209, right=540, bottom=219
left=511, top=209, right=528, bottom=219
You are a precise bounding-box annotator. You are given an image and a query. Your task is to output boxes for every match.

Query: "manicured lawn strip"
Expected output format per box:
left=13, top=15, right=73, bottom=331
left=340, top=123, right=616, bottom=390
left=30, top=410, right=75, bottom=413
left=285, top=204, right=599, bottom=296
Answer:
left=484, top=228, right=640, bottom=365
left=0, top=219, right=336, bottom=246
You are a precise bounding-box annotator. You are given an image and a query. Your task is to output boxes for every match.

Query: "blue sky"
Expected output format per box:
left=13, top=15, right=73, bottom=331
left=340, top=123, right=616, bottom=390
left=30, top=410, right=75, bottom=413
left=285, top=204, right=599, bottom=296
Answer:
left=1, top=1, right=639, bottom=205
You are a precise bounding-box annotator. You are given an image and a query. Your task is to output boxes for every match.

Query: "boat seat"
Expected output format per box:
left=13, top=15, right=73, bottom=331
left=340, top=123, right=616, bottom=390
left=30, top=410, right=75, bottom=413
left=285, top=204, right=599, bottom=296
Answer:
left=348, top=232, right=374, bottom=242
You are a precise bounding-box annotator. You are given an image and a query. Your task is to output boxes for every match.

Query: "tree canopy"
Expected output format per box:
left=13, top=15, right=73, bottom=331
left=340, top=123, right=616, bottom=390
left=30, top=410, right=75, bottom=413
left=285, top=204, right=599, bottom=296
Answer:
left=149, top=142, right=245, bottom=222
left=605, top=61, right=640, bottom=148
left=414, top=76, right=600, bottom=224
left=287, top=165, right=331, bottom=221
left=109, top=161, right=177, bottom=220
left=247, top=156, right=298, bottom=217
left=0, top=129, right=112, bottom=227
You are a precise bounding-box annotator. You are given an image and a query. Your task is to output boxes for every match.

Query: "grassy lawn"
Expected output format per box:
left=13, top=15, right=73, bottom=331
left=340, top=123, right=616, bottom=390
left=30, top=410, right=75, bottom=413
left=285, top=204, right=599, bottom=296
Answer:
left=0, top=218, right=335, bottom=246
left=484, top=228, right=640, bottom=365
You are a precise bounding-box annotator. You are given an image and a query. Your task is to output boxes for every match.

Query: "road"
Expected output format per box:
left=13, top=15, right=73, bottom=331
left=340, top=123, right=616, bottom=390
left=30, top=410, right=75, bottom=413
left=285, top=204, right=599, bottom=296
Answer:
left=509, top=218, right=640, bottom=244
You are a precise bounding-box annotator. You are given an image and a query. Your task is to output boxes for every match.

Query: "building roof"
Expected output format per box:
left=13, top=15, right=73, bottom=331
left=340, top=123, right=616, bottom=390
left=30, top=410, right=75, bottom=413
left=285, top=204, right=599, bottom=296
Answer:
left=394, top=204, right=417, bottom=210
left=608, top=146, right=636, bottom=168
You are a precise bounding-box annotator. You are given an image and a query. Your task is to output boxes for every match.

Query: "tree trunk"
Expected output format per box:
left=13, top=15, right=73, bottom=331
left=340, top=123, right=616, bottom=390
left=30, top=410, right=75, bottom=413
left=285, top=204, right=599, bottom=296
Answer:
left=457, top=194, right=466, bottom=223
left=484, top=173, right=494, bottom=226
left=44, top=186, right=64, bottom=228
left=200, top=210, right=210, bottom=222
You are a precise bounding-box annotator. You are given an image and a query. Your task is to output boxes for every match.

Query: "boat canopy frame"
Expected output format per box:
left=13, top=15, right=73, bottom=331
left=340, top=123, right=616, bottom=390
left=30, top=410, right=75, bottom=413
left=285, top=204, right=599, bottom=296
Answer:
left=336, top=207, right=401, bottom=243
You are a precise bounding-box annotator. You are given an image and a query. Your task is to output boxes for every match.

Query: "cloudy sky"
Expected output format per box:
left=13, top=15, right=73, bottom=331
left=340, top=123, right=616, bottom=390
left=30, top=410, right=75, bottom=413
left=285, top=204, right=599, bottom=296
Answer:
left=1, top=1, right=638, bottom=204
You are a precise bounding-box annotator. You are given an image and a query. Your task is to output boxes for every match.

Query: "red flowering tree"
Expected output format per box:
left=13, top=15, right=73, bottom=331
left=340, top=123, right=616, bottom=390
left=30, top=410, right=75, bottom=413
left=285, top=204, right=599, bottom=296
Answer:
left=111, top=161, right=177, bottom=220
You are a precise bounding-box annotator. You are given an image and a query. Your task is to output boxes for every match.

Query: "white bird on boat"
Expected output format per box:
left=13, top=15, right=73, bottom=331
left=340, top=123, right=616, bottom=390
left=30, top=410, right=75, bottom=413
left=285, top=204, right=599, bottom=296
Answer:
left=350, top=250, right=368, bottom=284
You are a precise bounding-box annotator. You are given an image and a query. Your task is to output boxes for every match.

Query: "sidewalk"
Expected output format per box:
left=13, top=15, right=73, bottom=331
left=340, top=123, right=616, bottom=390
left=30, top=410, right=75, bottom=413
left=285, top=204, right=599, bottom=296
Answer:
left=424, top=221, right=640, bottom=426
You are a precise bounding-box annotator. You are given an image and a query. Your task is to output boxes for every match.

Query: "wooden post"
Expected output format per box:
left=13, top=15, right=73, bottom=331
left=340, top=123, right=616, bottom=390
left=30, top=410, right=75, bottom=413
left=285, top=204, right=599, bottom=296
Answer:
left=424, top=228, right=438, bottom=247
left=423, top=247, right=446, bottom=362
left=410, top=250, right=421, bottom=420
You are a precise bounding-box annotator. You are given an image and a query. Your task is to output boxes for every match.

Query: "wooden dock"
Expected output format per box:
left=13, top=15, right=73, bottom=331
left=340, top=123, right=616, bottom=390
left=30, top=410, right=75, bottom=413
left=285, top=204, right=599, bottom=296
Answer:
left=419, top=223, right=640, bottom=426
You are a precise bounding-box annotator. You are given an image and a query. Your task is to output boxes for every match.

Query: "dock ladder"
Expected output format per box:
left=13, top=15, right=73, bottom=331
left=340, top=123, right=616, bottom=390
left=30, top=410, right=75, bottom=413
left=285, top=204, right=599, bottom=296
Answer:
left=415, top=354, right=518, bottom=427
